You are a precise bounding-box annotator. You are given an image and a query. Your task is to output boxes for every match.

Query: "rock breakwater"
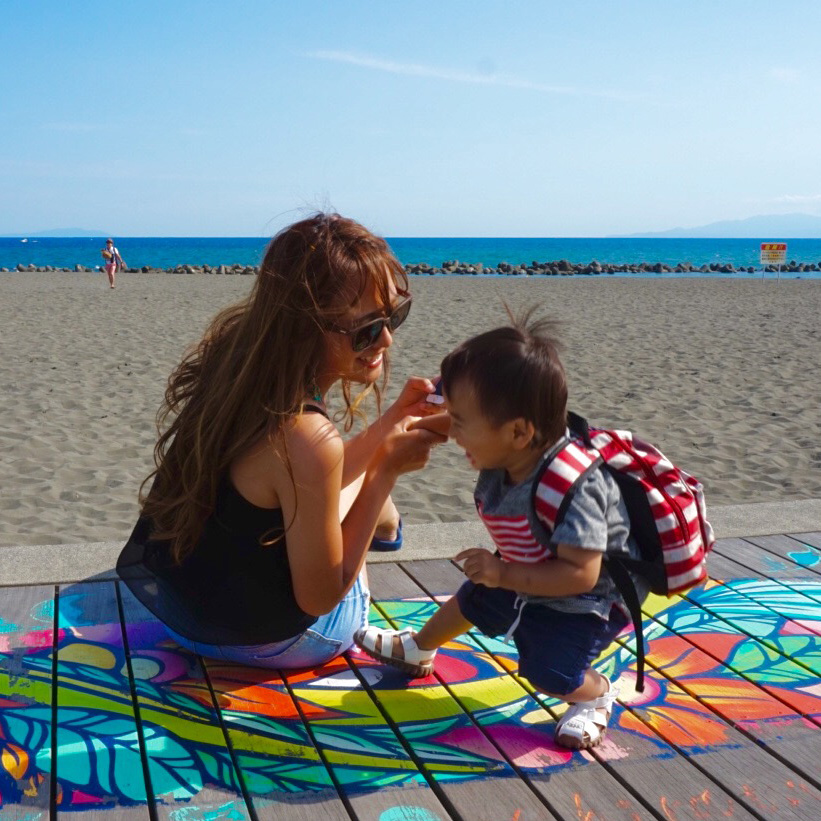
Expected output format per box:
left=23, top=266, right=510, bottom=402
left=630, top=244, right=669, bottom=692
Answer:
left=4, top=259, right=820, bottom=276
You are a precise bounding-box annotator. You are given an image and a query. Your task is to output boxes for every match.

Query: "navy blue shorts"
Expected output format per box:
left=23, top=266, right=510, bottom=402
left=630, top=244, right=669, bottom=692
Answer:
left=456, top=581, right=628, bottom=695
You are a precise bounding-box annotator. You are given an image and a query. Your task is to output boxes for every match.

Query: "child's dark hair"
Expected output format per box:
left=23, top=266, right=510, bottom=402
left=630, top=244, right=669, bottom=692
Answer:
left=440, top=306, right=567, bottom=448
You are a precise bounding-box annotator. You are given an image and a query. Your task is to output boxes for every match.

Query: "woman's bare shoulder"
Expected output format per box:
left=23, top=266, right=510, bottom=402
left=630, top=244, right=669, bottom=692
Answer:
left=284, top=411, right=343, bottom=472
left=231, top=412, right=341, bottom=507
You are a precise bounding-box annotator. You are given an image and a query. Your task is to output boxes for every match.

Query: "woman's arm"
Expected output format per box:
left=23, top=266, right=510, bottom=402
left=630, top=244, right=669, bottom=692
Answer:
left=279, top=411, right=444, bottom=616
left=341, top=376, right=437, bottom=486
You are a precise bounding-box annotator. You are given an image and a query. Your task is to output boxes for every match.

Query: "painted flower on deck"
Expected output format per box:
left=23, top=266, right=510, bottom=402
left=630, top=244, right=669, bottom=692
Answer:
left=0, top=578, right=819, bottom=812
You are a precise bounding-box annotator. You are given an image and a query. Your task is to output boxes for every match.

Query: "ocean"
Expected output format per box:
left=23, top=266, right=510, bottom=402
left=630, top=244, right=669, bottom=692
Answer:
left=3, top=236, right=821, bottom=278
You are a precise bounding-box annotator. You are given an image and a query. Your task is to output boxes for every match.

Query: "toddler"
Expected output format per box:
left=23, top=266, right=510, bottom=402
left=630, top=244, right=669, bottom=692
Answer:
left=356, top=310, right=649, bottom=749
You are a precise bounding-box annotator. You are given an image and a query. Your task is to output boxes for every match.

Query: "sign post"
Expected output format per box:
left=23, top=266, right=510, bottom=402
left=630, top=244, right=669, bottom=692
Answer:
left=760, top=242, right=787, bottom=280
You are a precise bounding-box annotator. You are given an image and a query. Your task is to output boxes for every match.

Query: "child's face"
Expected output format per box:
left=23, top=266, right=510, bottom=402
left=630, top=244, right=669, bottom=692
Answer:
left=445, top=379, right=520, bottom=472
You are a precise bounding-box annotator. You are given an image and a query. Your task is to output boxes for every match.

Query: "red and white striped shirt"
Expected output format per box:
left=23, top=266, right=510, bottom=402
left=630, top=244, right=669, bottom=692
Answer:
left=475, top=505, right=551, bottom=564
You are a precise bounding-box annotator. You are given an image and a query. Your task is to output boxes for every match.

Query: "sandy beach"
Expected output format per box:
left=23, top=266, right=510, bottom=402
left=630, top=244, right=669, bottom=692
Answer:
left=0, top=271, right=819, bottom=547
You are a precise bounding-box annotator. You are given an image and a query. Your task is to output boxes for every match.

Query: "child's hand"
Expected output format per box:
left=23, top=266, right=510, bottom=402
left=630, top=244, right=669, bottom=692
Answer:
left=455, top=547, right=504, bottom=588
left=407, top=412, right=450, bottom=438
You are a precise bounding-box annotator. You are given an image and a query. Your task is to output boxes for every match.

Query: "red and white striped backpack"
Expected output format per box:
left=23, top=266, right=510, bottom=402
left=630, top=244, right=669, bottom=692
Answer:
left=531, top=412, right=714, bottom=689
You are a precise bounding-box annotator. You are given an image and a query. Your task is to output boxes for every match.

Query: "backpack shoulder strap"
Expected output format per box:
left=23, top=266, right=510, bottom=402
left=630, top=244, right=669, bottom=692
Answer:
left=534, top=414, right=652, bottom=693
left=531, top=429, right=602, bottom=537
left=567, top=411, right=594, bottom=447
left=604, top=555, right=648, bottom=692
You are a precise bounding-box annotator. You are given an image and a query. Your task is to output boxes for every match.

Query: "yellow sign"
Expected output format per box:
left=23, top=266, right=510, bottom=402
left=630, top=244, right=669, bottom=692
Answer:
left=760, top=242, right=787, bottom=265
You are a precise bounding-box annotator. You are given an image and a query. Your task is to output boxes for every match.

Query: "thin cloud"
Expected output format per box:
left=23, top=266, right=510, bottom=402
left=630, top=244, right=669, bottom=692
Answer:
left=773, top=193, right=821, bottom=204
left=770, top=67, right=800, bottom=83
left=42, top=122, right=207, bottom=136
left=42, top=122, right=107, bottom=133
left=306, top=50, right=642, bottom=102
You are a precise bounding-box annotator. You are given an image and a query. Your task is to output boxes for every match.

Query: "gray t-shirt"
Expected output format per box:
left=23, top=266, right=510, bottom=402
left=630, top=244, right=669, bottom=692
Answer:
left=474, top=456, right=650, bottom=620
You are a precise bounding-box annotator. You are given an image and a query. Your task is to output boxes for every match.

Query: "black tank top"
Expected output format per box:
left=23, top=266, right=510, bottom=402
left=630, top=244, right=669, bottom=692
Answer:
left=117, top=410, right=327, bottom=645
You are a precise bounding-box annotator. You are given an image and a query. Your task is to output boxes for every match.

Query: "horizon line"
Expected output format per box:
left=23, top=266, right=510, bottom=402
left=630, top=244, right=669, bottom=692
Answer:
left=3, top=234, right=821, bottom=240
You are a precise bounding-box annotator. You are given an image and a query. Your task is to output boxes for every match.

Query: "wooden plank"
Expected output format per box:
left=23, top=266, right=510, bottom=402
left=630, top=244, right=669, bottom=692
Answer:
left=0, top=585, right=55, bottom=821
left=712, top=537, right=821, bottom=580
left=708, top=541, right=821, bottom=593
left=203, top=659, right=353, bottom=820
left=710, top=538, right=821, bottom=586
left=623, top=599, right=821, bottom=806
left=207, top=648, right=453, bottom=820
left=691, top=545, right=821, bottom=692
left=369, top=567, right=649, bottom=821
left=401, top=559, right=763, bottom=821
left=652, top=584, right=821, bottom=719
left=760, top=578, right=821, bottom=609
left=624, top=667, right=821, bottom=819
left=280, top=655, right=455, bottom=820
left=364, top=565, right=556, bottom=821
left=412, top=563, right=820, bottom=817
left=703, top=545, right=821, bottom=640
left=684, top=579, right=821, bottom=678
left=705, top=549, right=760, bottom=582
left=118, top=584, right=253, bottom=820
left=741, top=535, right=821, bottom=604
left=744, top=534, right=821, bottom=577
left=793, top=531, right=821, bottom=551
left=656, top=548, right=821, bottom=783
left=359, top=609, right=556, bottom=821
left=55, top=581, right=149, bottom=819
left=696, top=549, right=821, bottom=673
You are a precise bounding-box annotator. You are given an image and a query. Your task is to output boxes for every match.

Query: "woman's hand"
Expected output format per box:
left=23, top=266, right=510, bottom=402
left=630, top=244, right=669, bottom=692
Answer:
left=343, top=378, right=445, bottom=487
left=376, top=415, right=447, bottom=478
left=384, top=376, right=442, bottom=425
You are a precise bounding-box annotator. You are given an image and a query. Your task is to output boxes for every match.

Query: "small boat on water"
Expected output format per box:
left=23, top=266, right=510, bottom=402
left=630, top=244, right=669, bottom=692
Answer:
left=20, top=238, right=28, bottom=243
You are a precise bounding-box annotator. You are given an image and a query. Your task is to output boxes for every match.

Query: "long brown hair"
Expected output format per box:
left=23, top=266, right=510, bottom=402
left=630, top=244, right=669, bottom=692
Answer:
left=140, top=213, right=408, bottom=562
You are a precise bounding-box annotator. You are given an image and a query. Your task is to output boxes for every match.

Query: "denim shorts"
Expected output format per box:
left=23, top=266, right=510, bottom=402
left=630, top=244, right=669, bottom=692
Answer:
left=456, top=580, right=628, bottom=695
left=167, top=572, right=370, bottom=670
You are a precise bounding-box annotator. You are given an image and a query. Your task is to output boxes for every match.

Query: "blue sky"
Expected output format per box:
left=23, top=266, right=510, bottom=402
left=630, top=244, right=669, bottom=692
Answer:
left=2, top=1, right=821, bottom=236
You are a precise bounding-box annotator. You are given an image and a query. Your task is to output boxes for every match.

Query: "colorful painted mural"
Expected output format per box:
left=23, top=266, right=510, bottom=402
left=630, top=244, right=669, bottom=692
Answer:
left=1, top=576, right=820, bottom=815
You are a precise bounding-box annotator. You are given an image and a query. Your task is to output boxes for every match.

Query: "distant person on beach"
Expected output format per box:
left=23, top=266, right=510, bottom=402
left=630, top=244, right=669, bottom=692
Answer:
left=356, top=311, right=649, bottom=750
left=101, top=238, right=125, bottom=288
left=117, top=213, right=447, bottom=669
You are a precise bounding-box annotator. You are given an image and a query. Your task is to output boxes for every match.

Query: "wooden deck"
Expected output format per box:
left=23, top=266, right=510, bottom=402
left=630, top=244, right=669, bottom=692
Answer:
left=2, top=533, right=821, bottom=821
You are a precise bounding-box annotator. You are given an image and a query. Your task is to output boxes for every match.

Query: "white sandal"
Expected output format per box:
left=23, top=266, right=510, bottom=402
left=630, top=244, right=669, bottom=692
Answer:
left=354, top=626, right=436, bottom=677
left=554, top=677, right=619, bottom=750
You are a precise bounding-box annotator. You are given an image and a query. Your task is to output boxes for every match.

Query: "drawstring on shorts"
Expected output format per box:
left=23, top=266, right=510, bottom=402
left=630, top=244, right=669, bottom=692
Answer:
left=503, top=594, right=528, bottom=644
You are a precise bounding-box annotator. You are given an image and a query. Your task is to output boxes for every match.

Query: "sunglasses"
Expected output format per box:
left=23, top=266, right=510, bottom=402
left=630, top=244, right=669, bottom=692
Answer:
left=327, top=294, right=412, bottom=352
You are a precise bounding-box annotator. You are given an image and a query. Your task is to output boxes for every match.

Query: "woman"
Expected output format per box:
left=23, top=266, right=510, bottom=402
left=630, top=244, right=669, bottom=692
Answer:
left=102, top=238, right=125, bottom=288
left=117, top=213, right=446, bottom=668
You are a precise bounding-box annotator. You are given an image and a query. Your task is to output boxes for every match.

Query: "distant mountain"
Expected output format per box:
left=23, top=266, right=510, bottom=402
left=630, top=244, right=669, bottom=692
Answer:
left=617, top=212, right=821, bottom=239
left=0, top=228, right=108, bottom=238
